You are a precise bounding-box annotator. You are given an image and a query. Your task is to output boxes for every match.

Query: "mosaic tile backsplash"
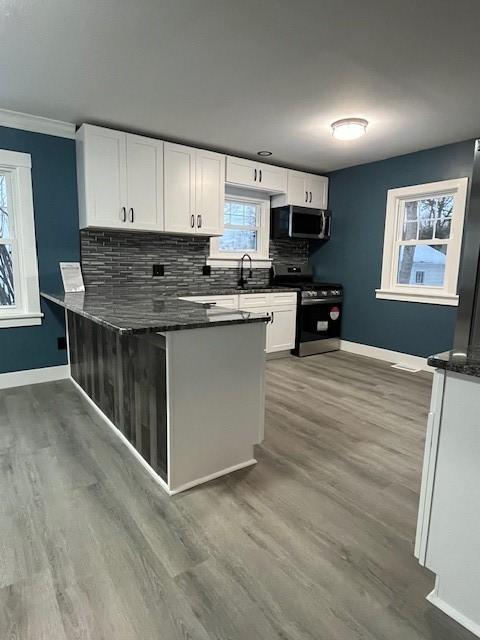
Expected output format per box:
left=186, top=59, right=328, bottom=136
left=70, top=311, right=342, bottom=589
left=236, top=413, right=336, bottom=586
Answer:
left=80, top=230, right=309, bottom=294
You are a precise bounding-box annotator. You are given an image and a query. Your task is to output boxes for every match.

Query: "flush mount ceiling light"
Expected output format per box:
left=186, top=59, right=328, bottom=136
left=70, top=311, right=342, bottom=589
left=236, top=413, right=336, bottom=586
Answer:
left=257, top=150, right=272, bottom=156
left=331, top=118, right=368, bottom=140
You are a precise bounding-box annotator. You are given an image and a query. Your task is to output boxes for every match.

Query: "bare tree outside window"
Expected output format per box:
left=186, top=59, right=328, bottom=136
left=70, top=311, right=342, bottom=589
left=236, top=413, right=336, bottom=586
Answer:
left=0, top=174, right=15, bottom=306
left=398, top=195, right=452, bottom=286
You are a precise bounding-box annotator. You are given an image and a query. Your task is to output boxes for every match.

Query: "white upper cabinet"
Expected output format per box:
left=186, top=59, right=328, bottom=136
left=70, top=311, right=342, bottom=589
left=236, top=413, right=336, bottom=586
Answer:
left=271, top=170, right=329, bottom=209
left=76, top=124, right=164, bottom=231
left=194, top=149, right=225, bottom=236
left=226, top=156, right=287, bottom=194
left=164, top=143, right=224, bottom=236
left=77, top=125, right=127, bottom=229
left=125, top=134, right=164, bottom=231
left=163, top=143, right=196, bottom=234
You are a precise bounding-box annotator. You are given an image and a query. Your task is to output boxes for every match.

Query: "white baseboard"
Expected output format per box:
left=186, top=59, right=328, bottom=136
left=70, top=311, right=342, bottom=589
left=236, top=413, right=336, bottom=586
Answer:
left=0, top=364, right=70, bottom=390
left=70, top=376, right=171, bottom=495
left=169, top=459, right=257, bottom=495
left=340, top=340, right=434, bottom=372
left=427, top=589, right=480, bottom=638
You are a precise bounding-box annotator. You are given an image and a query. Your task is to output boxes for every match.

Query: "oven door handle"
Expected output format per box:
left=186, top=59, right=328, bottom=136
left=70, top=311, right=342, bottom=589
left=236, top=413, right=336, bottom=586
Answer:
left=301, top=297, right=342, bottom=306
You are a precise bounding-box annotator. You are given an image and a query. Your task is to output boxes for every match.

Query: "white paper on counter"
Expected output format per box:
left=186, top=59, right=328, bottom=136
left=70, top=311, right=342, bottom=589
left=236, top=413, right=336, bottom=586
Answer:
left=60, top=262, right=85, bottom=292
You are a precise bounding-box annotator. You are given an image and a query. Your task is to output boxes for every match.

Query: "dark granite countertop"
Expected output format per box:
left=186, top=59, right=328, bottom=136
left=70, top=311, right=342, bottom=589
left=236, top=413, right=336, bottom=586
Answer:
left=176, top=286, right=299, bottom=296
left=41, top=289, right=273, bottom=335
left=427, top=346, right=480, bottom=378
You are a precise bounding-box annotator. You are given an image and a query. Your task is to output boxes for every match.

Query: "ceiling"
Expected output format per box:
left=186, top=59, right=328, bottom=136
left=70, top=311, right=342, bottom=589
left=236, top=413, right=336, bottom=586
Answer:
left=1, top=0, right=480, bottom=172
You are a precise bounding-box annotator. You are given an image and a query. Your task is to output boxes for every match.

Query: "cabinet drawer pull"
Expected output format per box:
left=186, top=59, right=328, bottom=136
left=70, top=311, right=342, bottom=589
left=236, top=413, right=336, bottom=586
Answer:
left=120, top=206, right=127, bottom=222
left=254, top=168, right=257, bottom=182
left=259, top=169, right=262, bottom=182
left=197, top=214, right=202, bottom=228
left=129, top=207, right=134, bottom=222
left=190, top=214, right=195, bottom=228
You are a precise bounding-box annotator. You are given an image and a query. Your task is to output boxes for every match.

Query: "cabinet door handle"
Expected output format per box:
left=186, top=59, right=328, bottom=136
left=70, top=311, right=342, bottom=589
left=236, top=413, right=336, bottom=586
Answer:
left=190, top=214, right=195, bottom=228
left=309, top=191, right=312, bottom=203
left=254, top=168, right=257, bottom=182
left=197, top=214, right=202, bottom=228
left=271, top=311, right=274, bottom=324
left=305, top=191, right=308, bottom=203
left=120, top=206, right=127, bottom=222
left=259, top=169, right=262, bottom=182
left=129, top=207, right=134, bottom=223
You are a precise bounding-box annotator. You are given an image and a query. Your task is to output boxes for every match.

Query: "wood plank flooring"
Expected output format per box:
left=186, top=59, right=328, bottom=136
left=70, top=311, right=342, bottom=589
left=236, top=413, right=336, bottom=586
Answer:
left=0, top=351, right=476, bottom=639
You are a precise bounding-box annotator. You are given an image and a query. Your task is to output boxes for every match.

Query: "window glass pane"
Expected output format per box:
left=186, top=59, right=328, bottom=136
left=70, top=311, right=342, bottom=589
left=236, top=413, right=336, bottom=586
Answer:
left=219, top=229, right=257, bottom=252
left=404, top=201, right=418, bottom=221
left=435, top=217, right=452, bottom=239
left=404, top=195, right=454, bottom=223
left=402, top=221, right=418, bottom=240
left=0, top=174, right=11, bottom=240
left=224, top=201, right=232, bottom=226
left=230, top=203, right=245, bottom=225
left=397, top=244, right=447, bottom=287
left=418, top=219, right=435, bottom=240
left=244, top=205, right=257, bottom=226
left=224, top=201, right=257, bottom=227
left=0, top=243, right=15, bottom=306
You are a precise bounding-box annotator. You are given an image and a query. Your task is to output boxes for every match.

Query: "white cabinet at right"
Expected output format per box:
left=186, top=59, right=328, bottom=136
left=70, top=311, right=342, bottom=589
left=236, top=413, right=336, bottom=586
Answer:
left=271, top=170, right=329, bottom=209
left=415, top=367, right=480, bottom=637
left=225, top=156, right=287, bottom=194
left=238, top=291, right=297, bottom=355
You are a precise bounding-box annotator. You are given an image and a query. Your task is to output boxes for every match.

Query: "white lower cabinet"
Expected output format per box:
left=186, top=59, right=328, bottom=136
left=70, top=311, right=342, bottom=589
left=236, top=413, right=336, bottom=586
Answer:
left=267, top=306, right=297, bottom=353
left=182, top=292, right=297, bottom=355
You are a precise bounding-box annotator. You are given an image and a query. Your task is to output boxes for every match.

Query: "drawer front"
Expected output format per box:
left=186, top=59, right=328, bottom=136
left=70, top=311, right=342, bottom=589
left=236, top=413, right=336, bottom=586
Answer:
left=179, top=295, right=239, bottom=309
left=269, top=292, right=298, bottom=307
left=238, top=293, right=270, bottom=308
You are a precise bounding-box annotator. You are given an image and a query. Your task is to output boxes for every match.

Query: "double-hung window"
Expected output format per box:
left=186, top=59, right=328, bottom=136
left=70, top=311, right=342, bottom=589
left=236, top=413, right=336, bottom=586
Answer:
left=0, top=150, right=42, bottom=327
left=376, top=177, right=468, bottom=305
left=209, top=191, right=271, bottom=267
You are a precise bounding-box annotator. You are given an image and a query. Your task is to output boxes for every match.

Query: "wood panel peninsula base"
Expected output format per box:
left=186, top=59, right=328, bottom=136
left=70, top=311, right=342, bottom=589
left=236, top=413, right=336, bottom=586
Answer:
left=67, top=310, right=266, bottom=494
left=37, top=285, right=271, bottom=496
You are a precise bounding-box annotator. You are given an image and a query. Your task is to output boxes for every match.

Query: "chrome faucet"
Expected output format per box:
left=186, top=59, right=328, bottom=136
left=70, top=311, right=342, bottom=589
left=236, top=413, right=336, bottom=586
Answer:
left=238, top=253, right=253, bottom=289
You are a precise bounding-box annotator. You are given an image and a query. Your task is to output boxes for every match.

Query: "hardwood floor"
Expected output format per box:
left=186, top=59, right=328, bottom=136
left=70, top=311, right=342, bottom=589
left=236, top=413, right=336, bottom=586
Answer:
left=0, top=351, right=476, bottom=639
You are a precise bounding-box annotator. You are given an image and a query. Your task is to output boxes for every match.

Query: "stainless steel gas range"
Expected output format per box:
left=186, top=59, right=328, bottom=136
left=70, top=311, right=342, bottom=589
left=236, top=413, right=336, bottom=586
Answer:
left=271, top=264, right=343, bottom=356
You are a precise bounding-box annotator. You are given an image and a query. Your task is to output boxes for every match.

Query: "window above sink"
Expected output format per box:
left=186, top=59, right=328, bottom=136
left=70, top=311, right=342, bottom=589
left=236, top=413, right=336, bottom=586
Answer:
left=208, top=187, right=272, bottom=269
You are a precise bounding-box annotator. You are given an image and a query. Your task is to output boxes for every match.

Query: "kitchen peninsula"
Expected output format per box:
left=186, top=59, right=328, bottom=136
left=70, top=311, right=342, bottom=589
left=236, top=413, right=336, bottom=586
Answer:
left=41, top=289, right=270, bottom=495
left=415, top=348, right=480, bottom=637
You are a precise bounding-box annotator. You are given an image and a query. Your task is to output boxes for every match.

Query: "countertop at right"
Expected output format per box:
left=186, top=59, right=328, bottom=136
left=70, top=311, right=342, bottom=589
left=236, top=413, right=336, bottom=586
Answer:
left=427, top=345, right=480, bottom=378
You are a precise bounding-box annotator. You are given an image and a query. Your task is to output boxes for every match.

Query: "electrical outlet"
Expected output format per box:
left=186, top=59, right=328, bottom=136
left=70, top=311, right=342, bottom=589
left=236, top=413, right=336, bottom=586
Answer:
left=57, top=336, right=67, bottom=350
left=152, top=264, right=165, bottom=277
left=202, top=265, right=211, bottom=276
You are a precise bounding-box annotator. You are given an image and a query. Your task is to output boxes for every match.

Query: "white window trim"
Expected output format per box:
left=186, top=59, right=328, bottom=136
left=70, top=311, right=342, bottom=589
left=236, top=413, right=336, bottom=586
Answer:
left=0, top=149, right=42, bottom=328
left=376, top=177, right=469, bottom=306
left=208, top=189, right=272, bottom=268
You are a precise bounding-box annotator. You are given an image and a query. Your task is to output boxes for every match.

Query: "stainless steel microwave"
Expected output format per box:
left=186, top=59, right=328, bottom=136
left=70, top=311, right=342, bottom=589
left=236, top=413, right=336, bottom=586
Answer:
left=271, top=206, right=331, bottom=240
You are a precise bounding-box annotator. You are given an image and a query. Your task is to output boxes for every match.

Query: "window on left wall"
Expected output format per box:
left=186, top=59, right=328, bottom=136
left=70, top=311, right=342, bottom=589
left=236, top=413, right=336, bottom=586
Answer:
left=0, top=150, right=42, bottom=328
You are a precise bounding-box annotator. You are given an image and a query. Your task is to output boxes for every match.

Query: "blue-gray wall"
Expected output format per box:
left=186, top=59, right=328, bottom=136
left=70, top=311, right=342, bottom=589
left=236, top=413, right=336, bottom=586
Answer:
left=310, top=140, right=475, bottom=357
left=0, top=126, right=79, bottom=374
